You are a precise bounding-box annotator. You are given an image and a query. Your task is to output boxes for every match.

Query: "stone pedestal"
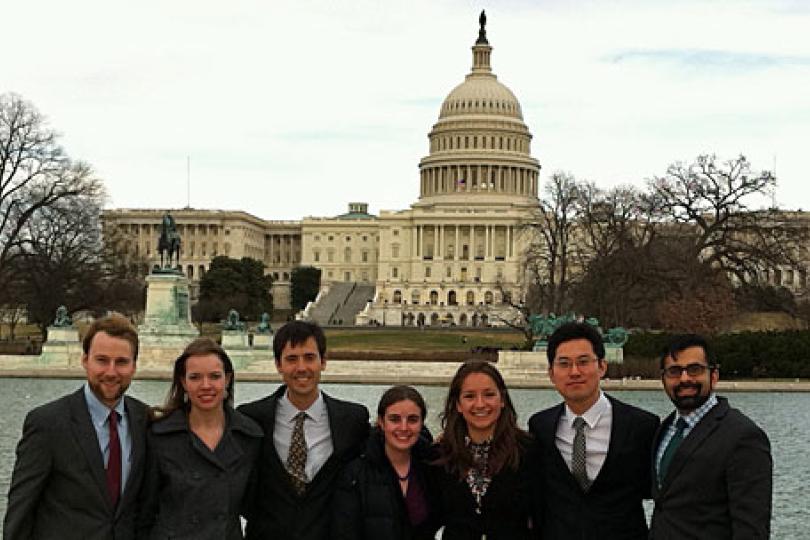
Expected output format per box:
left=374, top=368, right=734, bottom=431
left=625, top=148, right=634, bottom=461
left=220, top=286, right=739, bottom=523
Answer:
left=221, top=330, right=249, bottom=349
left=604, top=345, right=624, bottom=363
left=138, top=272, right=199, bottom=366
left=40, top=326, right=82, bottom=366
left=253, top=333, right=273, bottom=350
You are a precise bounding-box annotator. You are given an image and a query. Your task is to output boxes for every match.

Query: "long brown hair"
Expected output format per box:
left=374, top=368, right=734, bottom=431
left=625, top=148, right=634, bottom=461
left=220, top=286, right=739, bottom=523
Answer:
left=150, top=338, right=235, bottom=421
left=436, top=360, right=529, bottom=478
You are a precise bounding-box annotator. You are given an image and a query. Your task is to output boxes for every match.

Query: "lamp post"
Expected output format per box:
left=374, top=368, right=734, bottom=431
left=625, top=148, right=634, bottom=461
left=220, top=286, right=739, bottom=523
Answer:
left=383, top=299, right=388, bottom=327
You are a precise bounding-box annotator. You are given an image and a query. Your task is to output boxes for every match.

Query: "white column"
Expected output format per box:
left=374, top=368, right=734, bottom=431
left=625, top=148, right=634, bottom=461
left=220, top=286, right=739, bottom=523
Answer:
left=455, top=226, right=460, bottom=261
left=485, top=226, right=491, bottom=259
left=470, top=226, right=476, bottom=260
left=433, top=225, right=438, bottom=258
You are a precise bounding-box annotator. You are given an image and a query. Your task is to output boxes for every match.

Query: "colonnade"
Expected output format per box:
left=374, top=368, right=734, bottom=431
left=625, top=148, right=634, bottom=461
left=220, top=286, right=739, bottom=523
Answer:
left=266, top=234, right=301, bottom=265
left=420, top=164, right=538, bottom=196
left=412, top=224, right=515, bottom=260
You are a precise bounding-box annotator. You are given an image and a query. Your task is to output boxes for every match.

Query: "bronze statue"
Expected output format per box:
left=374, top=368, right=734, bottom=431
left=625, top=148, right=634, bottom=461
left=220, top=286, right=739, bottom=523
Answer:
left=157, top=212, right=181, bottom=269
left=477, top=10, right=488, bottom=45
left=53, top=305, right=73, bottom=327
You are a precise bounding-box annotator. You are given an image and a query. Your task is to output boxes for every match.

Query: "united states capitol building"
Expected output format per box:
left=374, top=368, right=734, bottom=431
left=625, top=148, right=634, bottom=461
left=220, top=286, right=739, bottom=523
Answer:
left=102, top=19, right=547, bottom=327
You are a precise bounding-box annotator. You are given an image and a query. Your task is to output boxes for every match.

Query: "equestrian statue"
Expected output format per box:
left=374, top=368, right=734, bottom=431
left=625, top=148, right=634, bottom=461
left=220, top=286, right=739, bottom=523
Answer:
left=157, top=211, right=182, bottom=270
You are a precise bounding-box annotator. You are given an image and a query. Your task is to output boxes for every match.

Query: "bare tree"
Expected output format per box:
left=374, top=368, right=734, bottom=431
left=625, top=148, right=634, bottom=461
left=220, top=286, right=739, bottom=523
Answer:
left=649, top=154, right=809, bottom=284
left=0, top=93, right=101, bottom=291
left=523, top=171, right=581, bottom=314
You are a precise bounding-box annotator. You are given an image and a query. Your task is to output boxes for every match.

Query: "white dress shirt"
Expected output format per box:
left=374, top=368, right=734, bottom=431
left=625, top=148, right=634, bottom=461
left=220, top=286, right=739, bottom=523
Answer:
left=555, top=392, right=612, bottom=483
left=274, top=391, right=333, bottom=482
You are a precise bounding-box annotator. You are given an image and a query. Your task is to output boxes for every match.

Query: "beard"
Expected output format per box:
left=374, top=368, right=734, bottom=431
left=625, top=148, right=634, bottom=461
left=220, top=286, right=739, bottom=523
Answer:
left=668, top=381, right=712, bottom=412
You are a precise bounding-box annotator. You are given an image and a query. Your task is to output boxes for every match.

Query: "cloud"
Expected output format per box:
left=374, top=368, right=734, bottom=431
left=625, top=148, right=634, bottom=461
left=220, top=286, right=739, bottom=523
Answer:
left=604, top=49, right=810, bottom=71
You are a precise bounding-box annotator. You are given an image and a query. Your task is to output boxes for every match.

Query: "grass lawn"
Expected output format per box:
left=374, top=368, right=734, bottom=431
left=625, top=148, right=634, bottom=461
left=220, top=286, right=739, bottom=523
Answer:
left=324, top=329, right=527, bottom=353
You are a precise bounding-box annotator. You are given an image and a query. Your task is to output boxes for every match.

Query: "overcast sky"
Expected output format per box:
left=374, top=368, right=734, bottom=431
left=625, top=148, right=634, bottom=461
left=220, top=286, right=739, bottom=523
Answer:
left=5, top=0, right=810, bottom=220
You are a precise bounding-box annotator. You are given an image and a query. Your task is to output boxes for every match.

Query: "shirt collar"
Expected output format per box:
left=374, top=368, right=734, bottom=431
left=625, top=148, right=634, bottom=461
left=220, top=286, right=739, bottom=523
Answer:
left=564, top=391, right=610, bottom=429
left=83, top=383, right=126, bottom=427
left=676, top=393, right=718, bottom=429
left=280, top=390, right=326, bottom=424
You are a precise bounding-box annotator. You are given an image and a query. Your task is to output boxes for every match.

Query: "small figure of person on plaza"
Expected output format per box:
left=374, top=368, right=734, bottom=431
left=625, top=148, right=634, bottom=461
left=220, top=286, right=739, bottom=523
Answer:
left=649, top=334, right=773, bottom=539
left=332, top=385, right=439, bottom=540
left=430, top=360, right=534, bottom=539
left=136, top=337, right=262, bottom=539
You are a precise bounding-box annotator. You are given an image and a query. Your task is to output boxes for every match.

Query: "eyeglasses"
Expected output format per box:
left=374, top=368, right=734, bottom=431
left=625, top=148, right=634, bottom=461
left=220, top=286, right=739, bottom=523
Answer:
left=554, top=357, right=599, bottom=371
left=662, top=363, right=710, bottom=378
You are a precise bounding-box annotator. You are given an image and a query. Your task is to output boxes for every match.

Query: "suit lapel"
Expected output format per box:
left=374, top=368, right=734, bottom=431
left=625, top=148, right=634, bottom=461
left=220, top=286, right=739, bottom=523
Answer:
left=117, top=397, right=146, bottom=517
left=68, top=388, right=112, bottom=512
left=591, top=395, right=628, bottom=488
left=651, top=412, right=675, bottom=498
left=324, top=392, right=351, bottom=457
left=542, top=404, right=584, bottom=491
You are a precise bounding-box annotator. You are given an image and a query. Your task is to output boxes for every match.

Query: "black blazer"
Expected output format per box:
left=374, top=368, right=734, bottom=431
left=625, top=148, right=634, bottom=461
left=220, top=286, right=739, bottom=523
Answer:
left=430, top=441, right=533, bottom=540
left=3, top=387, right=149, bottom=540
left=331, top=428, right=439, bottom=540
left=528, top=395, right=659, bottom=540
left=237, top=385, right=369, bottom=540
left=136, top=407, right=263, bottom=540
left=649, top=396, right=772, bottom=540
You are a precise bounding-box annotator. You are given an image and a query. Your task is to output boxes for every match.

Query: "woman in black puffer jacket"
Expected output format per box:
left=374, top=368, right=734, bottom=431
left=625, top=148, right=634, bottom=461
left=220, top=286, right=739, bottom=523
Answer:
left=332, top=386, right=438, bottom=540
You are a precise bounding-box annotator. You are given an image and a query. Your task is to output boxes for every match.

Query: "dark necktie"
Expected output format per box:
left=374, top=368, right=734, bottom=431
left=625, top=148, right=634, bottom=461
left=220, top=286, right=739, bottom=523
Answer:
left=658, top=418, right=688, bottom=485
left=287, top=412, right=308, bottom=496
left=106, top=410, right=122, bottom=507
left=572, top=416, right=590, bottom=491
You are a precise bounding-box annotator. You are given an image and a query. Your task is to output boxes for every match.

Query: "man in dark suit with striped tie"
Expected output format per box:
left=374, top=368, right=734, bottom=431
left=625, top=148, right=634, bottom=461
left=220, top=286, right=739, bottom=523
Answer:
left=3, top=314, right=149, bottom=540
left=528, top=322, right=659, bottom=540
left=650, top=334, right=772, bottom=539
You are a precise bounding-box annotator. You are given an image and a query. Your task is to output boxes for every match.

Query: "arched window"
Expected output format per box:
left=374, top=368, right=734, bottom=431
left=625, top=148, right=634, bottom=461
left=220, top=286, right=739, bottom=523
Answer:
left=393, top=290, right=402, bottom=303
left=411, top=290, right=421, bottom=304
left=187, top=265, right=194, bottom=278
left=484, top=291, right=494, bottom=304
left=466, top=291, right=475, bottom=305
left=448, top=290, right=457, bottom=305
left=430, top=291, right=439, bottom=305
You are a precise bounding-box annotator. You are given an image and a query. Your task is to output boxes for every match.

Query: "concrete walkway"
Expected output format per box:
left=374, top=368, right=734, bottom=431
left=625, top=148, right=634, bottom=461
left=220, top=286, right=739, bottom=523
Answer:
left=1, top=359, right=808, bottom=391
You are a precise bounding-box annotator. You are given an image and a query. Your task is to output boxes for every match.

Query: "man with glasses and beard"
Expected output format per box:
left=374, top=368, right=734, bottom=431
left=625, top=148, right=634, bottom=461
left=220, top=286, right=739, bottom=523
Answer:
left=650, top=334, right=772, bottom=539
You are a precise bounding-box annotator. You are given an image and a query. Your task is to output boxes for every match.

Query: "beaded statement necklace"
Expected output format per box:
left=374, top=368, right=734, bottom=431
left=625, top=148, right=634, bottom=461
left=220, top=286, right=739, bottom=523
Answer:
left=465, top=436, right=493, bottom=514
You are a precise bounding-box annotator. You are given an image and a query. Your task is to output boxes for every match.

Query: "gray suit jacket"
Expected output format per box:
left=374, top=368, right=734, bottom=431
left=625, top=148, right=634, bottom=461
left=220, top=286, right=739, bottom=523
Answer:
left=649, top=397, right=772, bottom=540
left=3, top=387, right=148, bottom=540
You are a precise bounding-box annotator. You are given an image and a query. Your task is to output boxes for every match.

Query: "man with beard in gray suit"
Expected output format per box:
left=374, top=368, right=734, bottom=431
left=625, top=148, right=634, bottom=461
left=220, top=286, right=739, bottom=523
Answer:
left=650, top=334, right=772, bottom=539
left=3, top=314, right=148, bottom=540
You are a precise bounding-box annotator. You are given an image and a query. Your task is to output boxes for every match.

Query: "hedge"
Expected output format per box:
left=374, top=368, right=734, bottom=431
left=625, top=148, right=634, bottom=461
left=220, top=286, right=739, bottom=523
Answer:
left=623, top=330, right=810, bottom=379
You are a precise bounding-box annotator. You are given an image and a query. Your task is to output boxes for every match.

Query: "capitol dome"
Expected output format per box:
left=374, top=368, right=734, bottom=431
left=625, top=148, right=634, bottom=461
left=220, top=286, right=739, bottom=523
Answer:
left=416, top=12, right=540, bottom=206
left=439, top=69, right=523, bottom=120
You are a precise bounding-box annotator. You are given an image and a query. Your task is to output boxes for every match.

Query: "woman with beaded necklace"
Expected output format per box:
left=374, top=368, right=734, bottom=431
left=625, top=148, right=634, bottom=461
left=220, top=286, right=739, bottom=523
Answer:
left=431, top=360, right=534, bottom=539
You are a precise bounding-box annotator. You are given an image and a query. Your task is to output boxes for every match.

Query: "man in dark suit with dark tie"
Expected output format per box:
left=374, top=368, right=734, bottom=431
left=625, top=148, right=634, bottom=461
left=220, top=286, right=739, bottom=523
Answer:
left=3, top=313, right=148, bottom=540
left=528, top=322, right=659, bottom=540
left=238, top=320, right=369, bottom=540
left=650, top=334, right=772, bottom=539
